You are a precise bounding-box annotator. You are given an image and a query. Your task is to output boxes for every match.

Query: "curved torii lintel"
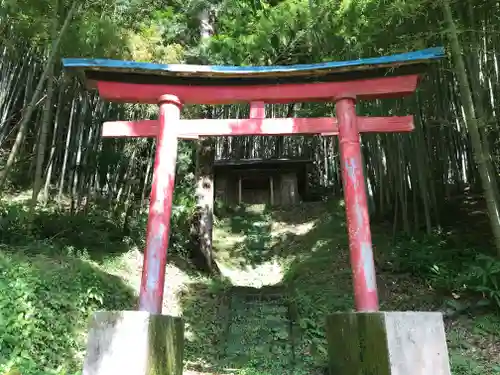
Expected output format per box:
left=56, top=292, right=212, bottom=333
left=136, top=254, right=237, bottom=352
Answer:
left=62, top=47, right=445, bottom=104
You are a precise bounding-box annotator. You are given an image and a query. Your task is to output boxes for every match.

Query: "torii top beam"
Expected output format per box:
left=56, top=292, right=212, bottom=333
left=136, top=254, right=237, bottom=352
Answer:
left=62, top=47, right=445, bottom=105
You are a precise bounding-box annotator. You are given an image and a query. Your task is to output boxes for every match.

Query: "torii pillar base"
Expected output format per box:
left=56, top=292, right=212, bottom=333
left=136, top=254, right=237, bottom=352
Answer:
left=325, top=311, right=451, bottom=375
left=83, top=311, right=184, bottom=375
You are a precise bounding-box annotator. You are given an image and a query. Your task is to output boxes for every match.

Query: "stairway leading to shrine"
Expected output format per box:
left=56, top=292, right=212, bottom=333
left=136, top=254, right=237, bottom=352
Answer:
left=222, top=286, right=297, bottom=374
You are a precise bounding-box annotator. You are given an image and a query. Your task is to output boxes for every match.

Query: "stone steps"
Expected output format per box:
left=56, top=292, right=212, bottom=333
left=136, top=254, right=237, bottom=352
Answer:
left=222, top=286, right=296, bottom=373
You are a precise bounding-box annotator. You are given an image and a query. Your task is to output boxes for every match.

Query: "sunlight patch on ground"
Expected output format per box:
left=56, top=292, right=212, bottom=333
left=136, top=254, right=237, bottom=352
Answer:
left=271, top=220, right=316, bottom=237
left=244, top=204, right=267, bottom=214
left=217, top=258, right=285, bottom=287
left=213, top=227, right=246, bottom=255
left=103, top=249, right=198, bottom=317
left=183, top=370, right=237, bottom=375
left=2, top=190, right=32, bottom=203
left=213, top=209, right=318, bottom=288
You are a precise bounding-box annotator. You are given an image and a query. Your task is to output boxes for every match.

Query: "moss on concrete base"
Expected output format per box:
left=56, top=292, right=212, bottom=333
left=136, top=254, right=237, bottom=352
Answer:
left=325, top=311, right=451, bottom=375
left=83, top=311, right=184, bottom=375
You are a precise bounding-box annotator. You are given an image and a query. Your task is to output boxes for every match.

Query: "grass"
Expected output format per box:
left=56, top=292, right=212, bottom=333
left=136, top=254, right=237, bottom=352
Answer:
left=0, top=196, right=205, bottom=375
left=0, top=245, right=136, bottom=375
left=1, top=196, right=500, bottom=374
left=206, top=200, right=500, bottom=374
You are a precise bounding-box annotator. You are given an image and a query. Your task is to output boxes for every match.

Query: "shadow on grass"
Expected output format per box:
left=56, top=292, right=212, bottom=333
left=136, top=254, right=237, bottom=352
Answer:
left=216, top=200, right=348, bottom=269
left=0, top=245, right=136, bottom=375
left=180, top=280, right=306, bottom=375
left=0, top=201, right=132, bottom=263
left=178, top=279, right=232, bottom=374
left=222, top=205, right=274, bottom=268
left=439, top=192, right=494, bottom=250
left=181, top=201, right=353, bottom=373
left=184, top=199, right=500, bottom=374
left=196, top=200, right=463, bottom=371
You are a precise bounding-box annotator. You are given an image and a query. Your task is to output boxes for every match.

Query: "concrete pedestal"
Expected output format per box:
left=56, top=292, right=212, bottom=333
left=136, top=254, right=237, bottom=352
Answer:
left=83, top=311, right=184, bottom=375
left=325, top=311, right=451, bottom=375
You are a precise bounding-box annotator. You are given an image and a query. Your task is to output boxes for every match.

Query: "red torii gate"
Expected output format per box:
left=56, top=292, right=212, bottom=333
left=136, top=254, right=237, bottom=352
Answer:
left=64, top=47, right=451, bottom=375
left=104, top=105, right=413, bottom=313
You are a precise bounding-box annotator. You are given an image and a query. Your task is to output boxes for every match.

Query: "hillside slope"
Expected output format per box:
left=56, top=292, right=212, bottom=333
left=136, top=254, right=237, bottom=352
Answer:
left=209, top=201, right=500, bottom=374
left=1, top=200, right=499, bottom=375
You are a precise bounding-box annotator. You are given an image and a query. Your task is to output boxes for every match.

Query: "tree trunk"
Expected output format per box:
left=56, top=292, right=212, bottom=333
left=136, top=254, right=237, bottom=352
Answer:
left=71, top=98, right=87, bottom=213
left=193, top=7, right=217, bottom=273
left=443, top=0, right=500, bottom=256
left=195, top=135, right=216, bottom=273
left=0, top=1, right=77, bottom=193
left=42, top=83, right=64, bottom=204
left=58, top=93, right=76, bottom=200
left=31, top=59, right=56, bottom=206
left=31, top=0, right=60, bottom=207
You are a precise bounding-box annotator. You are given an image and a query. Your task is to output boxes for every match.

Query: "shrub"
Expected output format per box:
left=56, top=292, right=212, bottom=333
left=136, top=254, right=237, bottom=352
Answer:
left=0, top=247, right=135, bottom=375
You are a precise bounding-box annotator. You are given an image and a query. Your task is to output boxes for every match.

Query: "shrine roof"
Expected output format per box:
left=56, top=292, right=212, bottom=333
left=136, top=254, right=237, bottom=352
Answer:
left=213, top=158, right=313, bottom=172
left=62, top=47, right=445, bottom=86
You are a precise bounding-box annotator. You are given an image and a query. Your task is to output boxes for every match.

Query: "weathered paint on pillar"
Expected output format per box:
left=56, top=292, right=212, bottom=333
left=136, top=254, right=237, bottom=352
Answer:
left=336, top=96, right=379, bottom=312
left=139, top=94, right=182, bottom=314
left=249, top=101, right=266, bottom=119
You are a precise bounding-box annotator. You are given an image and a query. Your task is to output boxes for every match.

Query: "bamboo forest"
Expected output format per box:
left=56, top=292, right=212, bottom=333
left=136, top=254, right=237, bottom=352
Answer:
left=1, top=0, right=500, bottom=374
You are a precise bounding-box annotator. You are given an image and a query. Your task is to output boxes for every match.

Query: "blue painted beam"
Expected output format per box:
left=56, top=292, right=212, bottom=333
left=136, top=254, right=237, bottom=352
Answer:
left=62, top=47, right=445, bottom=82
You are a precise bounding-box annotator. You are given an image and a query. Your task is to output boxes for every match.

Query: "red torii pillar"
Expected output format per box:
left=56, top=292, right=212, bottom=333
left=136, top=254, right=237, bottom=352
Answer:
left=138, top=95, right=182, bottom=313
left=336, top=95, right=378, bottom=311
